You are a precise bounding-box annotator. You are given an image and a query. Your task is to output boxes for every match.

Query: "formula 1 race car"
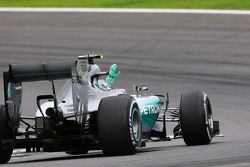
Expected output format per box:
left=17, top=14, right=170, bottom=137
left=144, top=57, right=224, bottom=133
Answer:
left=0, top=54, right=220, bottom=163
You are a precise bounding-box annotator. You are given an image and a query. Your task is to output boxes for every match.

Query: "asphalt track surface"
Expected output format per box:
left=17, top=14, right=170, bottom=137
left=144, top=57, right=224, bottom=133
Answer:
left=0, top=12, right=250, bottom=167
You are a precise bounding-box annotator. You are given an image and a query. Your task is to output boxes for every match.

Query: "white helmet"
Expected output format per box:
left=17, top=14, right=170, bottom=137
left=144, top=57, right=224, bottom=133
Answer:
left=88, top=64, right=101, bottom=79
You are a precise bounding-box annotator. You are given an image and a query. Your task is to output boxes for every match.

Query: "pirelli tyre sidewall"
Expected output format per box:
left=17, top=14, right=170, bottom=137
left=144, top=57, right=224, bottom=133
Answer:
left=130, top=103, right=142, bottom=143
left=0, top=105, right=13, bottom=164
left=180, top=90, right=214, bottom=146
left=98, top=95, right=142, bottom=155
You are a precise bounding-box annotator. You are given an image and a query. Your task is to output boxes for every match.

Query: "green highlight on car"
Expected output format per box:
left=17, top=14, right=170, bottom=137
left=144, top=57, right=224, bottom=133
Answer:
left=137, top=96, right=161, bottom=132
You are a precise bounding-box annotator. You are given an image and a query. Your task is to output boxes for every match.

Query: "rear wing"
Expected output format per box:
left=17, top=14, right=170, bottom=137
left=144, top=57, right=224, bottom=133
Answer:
left=3, top=61, right=76, bottom=129
left=3, top=54, right=102, bottom=129
left=8, top=61, right=75, bottom=82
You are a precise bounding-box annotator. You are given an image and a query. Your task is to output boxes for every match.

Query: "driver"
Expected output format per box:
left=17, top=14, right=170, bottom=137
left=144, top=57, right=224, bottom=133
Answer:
left=88, top=64, right=120, bottom=91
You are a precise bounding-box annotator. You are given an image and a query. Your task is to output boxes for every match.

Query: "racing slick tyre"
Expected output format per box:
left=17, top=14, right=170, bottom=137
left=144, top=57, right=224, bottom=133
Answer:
left=180, top=91, right=214, bottom=146
left=0, top=105, right=13, bottom=164
left=98, top=95, right=142, bottom=155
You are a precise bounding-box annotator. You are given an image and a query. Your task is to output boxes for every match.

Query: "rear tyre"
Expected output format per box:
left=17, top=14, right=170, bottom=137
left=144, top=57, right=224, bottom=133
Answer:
left=0, top=148, right=12, bottom=164
left=0, top=105, right=13, bottom=164
left=98, top=95, right=142, bottom=155
left=180, top=91, right=214, bottom=146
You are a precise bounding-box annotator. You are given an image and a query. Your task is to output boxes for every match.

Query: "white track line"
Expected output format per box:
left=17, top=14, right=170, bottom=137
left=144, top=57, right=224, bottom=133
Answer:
left=0, top=8, right=250, bottom=15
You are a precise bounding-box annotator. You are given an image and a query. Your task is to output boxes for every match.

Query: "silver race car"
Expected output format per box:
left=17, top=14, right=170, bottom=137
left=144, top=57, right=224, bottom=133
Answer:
left=0, top=54, right=220, bottom=163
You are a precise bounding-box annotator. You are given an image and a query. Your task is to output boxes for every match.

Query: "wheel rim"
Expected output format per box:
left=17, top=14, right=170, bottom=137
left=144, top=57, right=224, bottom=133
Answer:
left=131, top=108, right=141, bottom=142
left=203, top=93, right=214, bottom=139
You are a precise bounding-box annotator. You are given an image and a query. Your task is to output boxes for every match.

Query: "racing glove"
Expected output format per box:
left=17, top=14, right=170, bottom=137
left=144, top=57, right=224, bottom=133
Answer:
left=106, top=64, right=120, bottom=85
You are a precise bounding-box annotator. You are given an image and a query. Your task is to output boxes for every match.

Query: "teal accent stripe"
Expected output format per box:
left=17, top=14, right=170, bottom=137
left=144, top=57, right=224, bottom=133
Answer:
left=141, top=113, right=159, bottom=132
left=138, top=96, right=161, bottom=132
left=140, top=97, right=160, bottom=107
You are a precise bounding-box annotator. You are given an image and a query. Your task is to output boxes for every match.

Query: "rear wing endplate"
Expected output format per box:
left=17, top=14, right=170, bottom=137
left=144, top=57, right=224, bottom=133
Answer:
left=3, top=61, right=76, bottom=129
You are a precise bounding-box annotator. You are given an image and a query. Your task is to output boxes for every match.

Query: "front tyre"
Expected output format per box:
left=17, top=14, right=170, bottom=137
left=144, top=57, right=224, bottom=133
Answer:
left=98, top=95, right=142, bottom=155
left=180, top=91, right=214, bottom=146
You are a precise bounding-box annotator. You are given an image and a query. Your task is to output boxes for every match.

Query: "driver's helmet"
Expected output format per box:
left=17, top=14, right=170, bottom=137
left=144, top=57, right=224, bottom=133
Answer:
left=88, top=64, right=111, bottom=91
left=88, top=64, right=101, bottom=79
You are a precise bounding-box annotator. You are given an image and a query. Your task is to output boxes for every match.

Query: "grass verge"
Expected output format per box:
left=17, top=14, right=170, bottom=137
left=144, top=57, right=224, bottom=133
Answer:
left=0, top=0, right=250, bottom=9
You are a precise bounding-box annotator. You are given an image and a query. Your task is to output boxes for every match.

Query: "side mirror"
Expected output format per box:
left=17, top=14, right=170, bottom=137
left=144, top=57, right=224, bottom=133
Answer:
left=134, top=85, right=149, bottom=97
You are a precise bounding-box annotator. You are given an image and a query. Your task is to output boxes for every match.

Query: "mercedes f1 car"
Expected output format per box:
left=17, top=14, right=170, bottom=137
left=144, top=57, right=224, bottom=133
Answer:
left=0, top=54, right=220, bottom=163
